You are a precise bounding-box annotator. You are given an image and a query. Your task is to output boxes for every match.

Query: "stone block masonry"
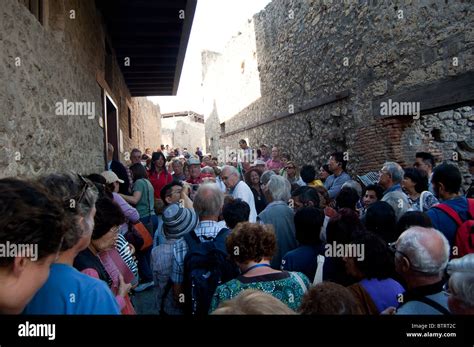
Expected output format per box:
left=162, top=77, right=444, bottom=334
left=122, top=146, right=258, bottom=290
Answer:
left=203, top=0, right=473, bottom=190
left=0, top=0, right=161, bottom=178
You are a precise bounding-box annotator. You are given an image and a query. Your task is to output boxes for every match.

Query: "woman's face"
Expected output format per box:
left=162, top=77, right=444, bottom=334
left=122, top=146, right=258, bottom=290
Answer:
left=286, top=164, right=296, bottom=178
left=250, top=171, right=260, bottom=185
left=1, top=253, right=56, bottom=314
left=92, top=226, right=119, bottom=252
left=76, top=207, right=96, bottom=251
left=320, top=167, right=330, bottom=180
left=155, top=156, right=165, bottom=169
left=402, top=176, right=416, bottom=193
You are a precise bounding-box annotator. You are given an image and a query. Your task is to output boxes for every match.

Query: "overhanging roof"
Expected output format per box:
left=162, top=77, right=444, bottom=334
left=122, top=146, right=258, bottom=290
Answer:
left=96, top=0, right=196, bottom=96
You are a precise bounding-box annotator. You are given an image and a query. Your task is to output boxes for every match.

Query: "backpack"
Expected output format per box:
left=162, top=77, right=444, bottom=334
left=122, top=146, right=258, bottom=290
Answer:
left=433, top=198, right=474, bottom=258
left=182, top=228, right=239, bottom=315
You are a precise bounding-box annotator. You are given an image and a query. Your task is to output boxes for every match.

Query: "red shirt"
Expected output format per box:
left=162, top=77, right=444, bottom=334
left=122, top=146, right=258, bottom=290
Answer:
left=187, top=176, right=203, bottom=185
left=148, top=170, right=173, bottom=199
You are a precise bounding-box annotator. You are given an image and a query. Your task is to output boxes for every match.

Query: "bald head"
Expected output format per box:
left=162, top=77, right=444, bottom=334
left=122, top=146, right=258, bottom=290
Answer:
left=397, top=226, right=450, bottom=277
left=194, top=183, right=224, bottom=219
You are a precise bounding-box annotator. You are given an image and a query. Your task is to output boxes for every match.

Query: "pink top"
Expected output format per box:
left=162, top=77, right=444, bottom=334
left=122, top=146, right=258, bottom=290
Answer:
left=266, top=159, right=285, bottom=171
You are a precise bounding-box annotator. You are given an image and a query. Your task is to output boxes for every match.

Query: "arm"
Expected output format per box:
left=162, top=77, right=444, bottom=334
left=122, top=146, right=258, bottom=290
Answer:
left=180, top=183, right=194, bottom=209
left=114, top=193, right=140, bottom=222
left=326, top=176, right=348, bottom=200
left=121, top=190, right=142, bottom=206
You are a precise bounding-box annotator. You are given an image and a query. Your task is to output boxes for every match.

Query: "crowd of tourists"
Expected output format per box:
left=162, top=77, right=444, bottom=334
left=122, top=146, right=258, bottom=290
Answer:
left=0, top=140, right=473, bottom=315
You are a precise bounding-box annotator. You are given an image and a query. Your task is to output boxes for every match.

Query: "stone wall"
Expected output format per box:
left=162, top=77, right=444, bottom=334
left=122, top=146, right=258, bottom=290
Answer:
left=0, top=0, right=161, bottom=178
left=203, top=0, right=474, bottom=190
left=161, top=114, right=205, bottom=152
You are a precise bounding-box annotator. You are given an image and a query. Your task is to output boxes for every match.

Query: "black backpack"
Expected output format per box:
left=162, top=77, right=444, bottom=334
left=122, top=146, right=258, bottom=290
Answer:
left=182, top=228, right=239, bottom=315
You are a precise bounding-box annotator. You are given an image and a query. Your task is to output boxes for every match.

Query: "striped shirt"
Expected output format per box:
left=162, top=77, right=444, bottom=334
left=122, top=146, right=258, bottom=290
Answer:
left=116, top=234, right=138, bottom=281
left=171, top=220, right=223, bottom=284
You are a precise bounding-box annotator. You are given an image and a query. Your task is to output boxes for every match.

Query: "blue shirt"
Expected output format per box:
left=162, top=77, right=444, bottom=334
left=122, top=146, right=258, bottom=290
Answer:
left=24, top=263, right=120, bottom=314
left=427, top=196, right=469, bottom=246
left=281, top=245, right=324, bottom=282
left=324, top=172, right=351, bottom=200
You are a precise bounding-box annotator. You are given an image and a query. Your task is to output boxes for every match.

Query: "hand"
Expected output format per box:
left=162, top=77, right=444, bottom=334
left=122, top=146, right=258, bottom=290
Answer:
left=182, top=182, right=191, bottom=196
left=118, top=274, right=132, bottom=297
left=128, top=243, right=135, bottom=256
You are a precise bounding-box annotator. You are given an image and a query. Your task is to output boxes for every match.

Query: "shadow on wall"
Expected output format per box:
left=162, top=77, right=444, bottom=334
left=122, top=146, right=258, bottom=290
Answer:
left=205, top=100, right=221, bottom=157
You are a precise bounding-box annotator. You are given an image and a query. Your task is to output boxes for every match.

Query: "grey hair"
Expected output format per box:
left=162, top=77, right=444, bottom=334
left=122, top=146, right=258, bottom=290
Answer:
left=266, top=175, right=291, bottom=202
left=447, top=254, right=474, bottom=308
left=171, top=158, right=183, bottom=167
left=38, top=172, right=98, bottom=251
left=342, top=180, right=362, bottom=197
left=397, top=227, right=450, bottom=276
left=222, top=165, right=239, bottom=176
left=193, top=183, right=224, bottom=218
left=383, top=162, right=404, bottom=184
left=260, top=170, right=276, bottom=185
left=201, top=166, right=215, bottom=175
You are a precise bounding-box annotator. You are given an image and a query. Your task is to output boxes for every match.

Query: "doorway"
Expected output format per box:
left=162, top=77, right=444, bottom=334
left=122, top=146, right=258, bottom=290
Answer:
left=103, top=91, right=119, bottom=165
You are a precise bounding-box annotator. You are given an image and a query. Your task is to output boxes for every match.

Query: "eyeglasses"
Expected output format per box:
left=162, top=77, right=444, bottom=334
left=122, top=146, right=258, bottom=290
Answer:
left=286, top=166, right=295, bottom=169
left=221, top=176, right=229, bottom=181
left=64, top=174, right=94, bottom=210
left=76, top=174, right=94, bottom=205
left=388, top=242, right=427, bottom=273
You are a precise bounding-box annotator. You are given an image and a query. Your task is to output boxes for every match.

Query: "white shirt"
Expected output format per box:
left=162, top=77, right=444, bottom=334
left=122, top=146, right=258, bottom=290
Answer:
left=231, top=180, right=257, bottom=222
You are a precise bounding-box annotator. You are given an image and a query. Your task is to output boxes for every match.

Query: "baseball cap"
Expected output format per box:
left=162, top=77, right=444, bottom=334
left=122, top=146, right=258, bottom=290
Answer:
left=101, top=171, right=124, bottom=184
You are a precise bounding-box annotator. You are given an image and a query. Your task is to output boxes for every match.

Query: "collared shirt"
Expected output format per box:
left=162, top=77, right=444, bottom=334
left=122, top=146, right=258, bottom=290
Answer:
left=171, top=220, right=224, bottom=284
left=324, top=171, right=351, bottom=199
left=384, top=183, right=402, bottom=194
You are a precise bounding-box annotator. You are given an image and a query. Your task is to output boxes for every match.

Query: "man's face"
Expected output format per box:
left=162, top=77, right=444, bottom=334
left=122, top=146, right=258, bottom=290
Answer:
left=239, top=142, right=246, bottom=149
left=378, top=166, right=391, bottom=190
left=328, top=156, right=339, bottom=172
left=131, top=151, right=142, bottom=164
left=363, top=190, right=378, bottom=207
left=414, top=158, right=430, bottom=174
left=165, top=185, right=182, bottom=205
left=271, top=147, right=279, bottom=159
left=261, top=146, right=268, bottom=157
left=172, top=162, right=183, bottom=175
left=190, top=165, right=201, bottom=179
left=222, top=170, right=238, bottom=189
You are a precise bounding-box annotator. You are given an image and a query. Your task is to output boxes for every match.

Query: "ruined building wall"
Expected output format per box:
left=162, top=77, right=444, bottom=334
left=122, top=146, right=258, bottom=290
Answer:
left=161, top=114, right=205, bottom=152
left=0, top=0, right=161, bottom=177
left=203, top=0, right=473, bottom=190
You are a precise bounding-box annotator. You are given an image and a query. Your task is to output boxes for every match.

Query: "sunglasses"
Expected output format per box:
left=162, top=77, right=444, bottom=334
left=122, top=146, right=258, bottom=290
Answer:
left=66, top=174, right=94, bottom=209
